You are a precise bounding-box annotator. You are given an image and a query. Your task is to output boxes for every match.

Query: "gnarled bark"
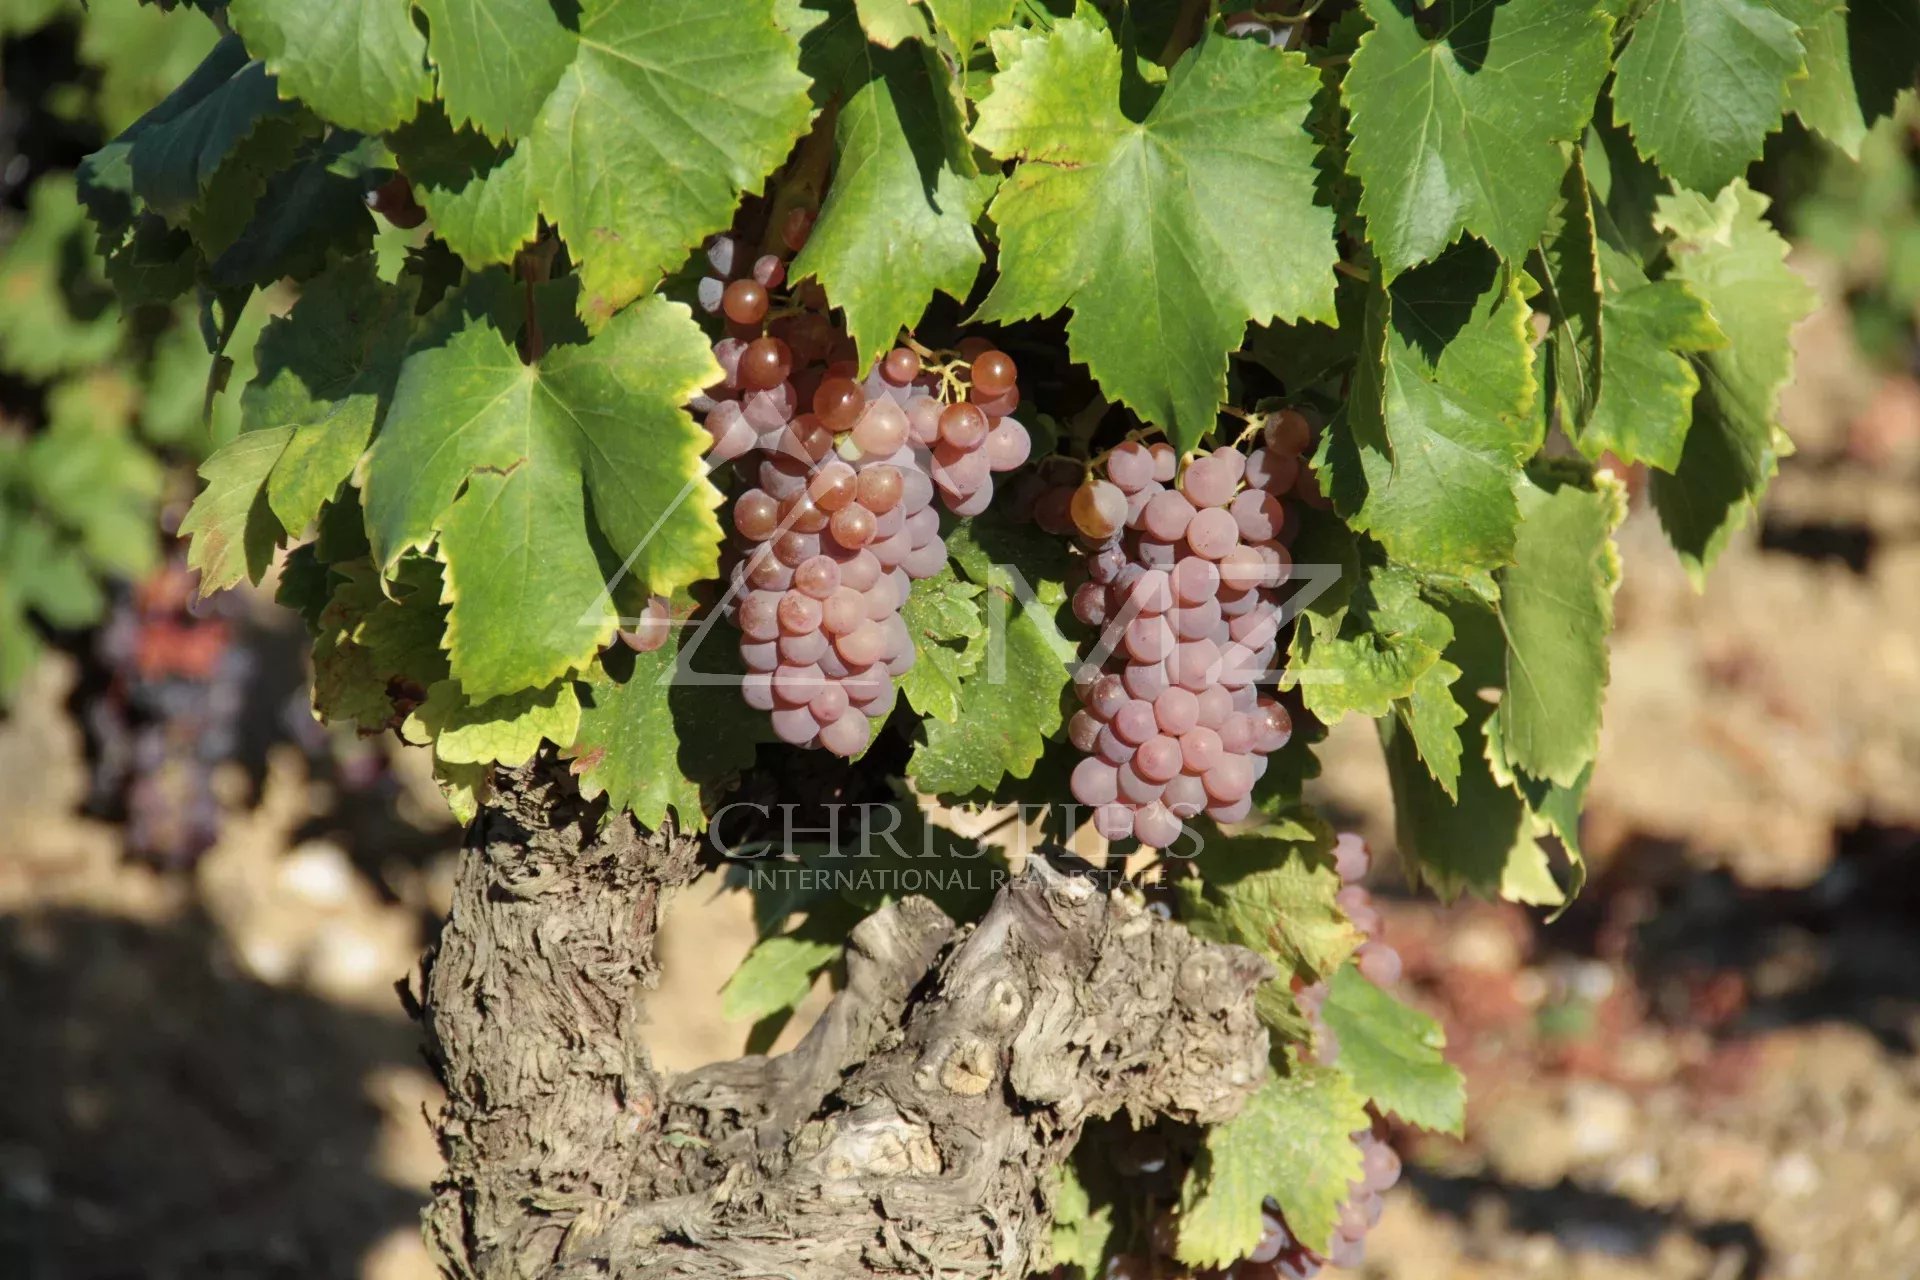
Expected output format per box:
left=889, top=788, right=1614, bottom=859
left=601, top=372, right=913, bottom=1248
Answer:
left=420, top=761, right=1272, bottom=1280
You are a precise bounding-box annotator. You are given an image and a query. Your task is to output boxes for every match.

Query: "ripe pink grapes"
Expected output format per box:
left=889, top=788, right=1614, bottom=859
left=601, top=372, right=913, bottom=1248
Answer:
left=690, top=230, right=1031, bottom=756
left=1048, top=418, right=1315, bottom=848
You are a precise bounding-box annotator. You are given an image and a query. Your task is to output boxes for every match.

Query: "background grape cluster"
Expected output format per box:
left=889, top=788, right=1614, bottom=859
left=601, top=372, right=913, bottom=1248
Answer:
left=686, top=224, right=1031, bottom=756
left=1044, top=414, right=1321, bottom=847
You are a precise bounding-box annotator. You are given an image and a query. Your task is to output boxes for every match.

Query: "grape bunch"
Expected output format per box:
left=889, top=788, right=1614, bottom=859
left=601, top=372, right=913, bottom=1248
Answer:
left=1297, top=832, right=1403, bottom=1066
left=1048, top=412, right=1318, bottom=848
left=688, top=227, right=1032, bottom=756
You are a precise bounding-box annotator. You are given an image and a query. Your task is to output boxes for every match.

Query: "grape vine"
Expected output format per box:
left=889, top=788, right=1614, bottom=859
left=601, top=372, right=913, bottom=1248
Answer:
left=52, top=0, right=1905, bottom=1274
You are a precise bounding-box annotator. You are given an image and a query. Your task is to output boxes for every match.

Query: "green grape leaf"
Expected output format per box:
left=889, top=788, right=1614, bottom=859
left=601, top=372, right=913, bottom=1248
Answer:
left=1610, top=0, right=1805, bottom=194
left=242, top=256, right=414, bottom=538
left=204, top=131, right=379, bottom=291
left=362, top=288, right=722, bottom=700
left=79, top=36, right=305, bottom=232
left=1048, top=1160, right=1116, bottom=1277
left=404, top=677, right=582, bottom=766
left=1329, top=241, right=1541, bottom=574
left=28, top=381, right=166, bottom=581
left=971, top=21, right=1336, bottom=449
left=0, top=177, right=125, bottom=381
left=899, top=565, right=986, bottom=724
left=1343, top=0, right=1614, bottom=277
left=926, top=0, right=1016, bottom=49
left=573, top=642, right=772, bottom=831
left=854, top=0, right=931, bottom=45
left=409, top=0, right=813, bottom=321
left=179, top=427, right=292, bottom=591
left=1180, top=832, right=1362, bottom=986
left=909, top=512, right=1076, bottom=796
left=1786, top=0, right=1868, bottom=155
left=1648, top=181, right=1815, bottom=581
left=790, top=44, right=994, bottom=367
left=720, top=900, right=861, bottom=1022
left=310, top=559, right=451, bottom=733
left=1176, top=1062, right=1371, bottom=1265
left=1396, top=656, right=1467, bottom=797
left=227, top=0, right=432, bottom=134
left=1380, top=598, right=1562, bottom=903
left=385, top=103, right=540, bottom=268
left=413, top=0, right=576, bottom=140
left=1492, top=467, right=1625, bottom=787
left=1289, top=559, right=1453, bottom=722
left=1574, top=246, right=1726, bottom=469
left=1320, top=964, right=1465, bottom=1135
left=1534, top=159, right=1605, bottom=435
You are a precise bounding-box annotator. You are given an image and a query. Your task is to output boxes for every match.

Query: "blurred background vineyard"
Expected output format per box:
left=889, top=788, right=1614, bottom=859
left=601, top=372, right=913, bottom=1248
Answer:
left=2, top=4, right=1918, bottom=1279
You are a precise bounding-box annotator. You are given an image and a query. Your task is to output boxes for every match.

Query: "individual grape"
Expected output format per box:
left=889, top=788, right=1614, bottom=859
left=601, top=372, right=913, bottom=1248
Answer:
left=1143, top=490, right=1196, bottom=541
left=1134, top=736, right=1182, bottom=784
left=752, top=254, right=785, bottom=288
left=1126, top=568, right=1174, bottom=614
left=1335, top=884, right=1382, bottom=935
left=1072, top=581, right=1109, bottom=628
left=780, top=206, right=815, bottom=252
left=1155, top=686, right=1200, bottom=736
left=793, top=555, right=840, bottom=600
left=741, top=639, right=779, bottom=672
left=704, top=402, right=757, bottom=460
left=1163, top=773, right=1206, bottom=818
left=1121, top=659, right=1169, bottom=701
left=1128, top=802, right=1175, bottom=852
left=1180, top=726, right=1223, bottom=775
left=814, top=376, right=866, bottom=431
left=1181, top=453, right=1238, bottom=508
left=1186, top=507, right=1241, bottom=559
left=905, top=396, right=944, bottom=446
left=1071, top=479, right=1128, bottom=539
left=733, top=489, right=780, bottom=542
left=1106, top=441, right=1156, bottom=492
left=773, top=662, right=826, bottom=705
left=773, top=529, right=822, bottom=567
left=1071, top=757, right=1119, bottom=806
left=770, top=705, right=820, bottom=745
left=829, top=504, right=877, bottom=549
left=851, top=398, right=909, bottom=456
left=1357, top=940, right=1402, bottom=986
left=882, top=346, right=921, bottom=384
left=1068, top=710, right=1102, bottom=753
left=1264, top=407, right=1312, bottom=456
left=737, top=591, right=781, bottom=641
left=984, top=419, right=1031, bottom=471
left=809, top=682, right=849, bottom=724
left=722, top=278, right=769, bottom=325
left=1095, top=724, right=1135, bottom=765
left=742, top=672, right=776, bottom=710
left=1170, top=555, right=1220, bottom=605
left=1124, top=616, right=1174, bottom=664
left=1112, top=699, right=1158, bottom=746
left=819, top=709, right=872, bottom=757
left=782, top=493, right=830, bottom=535
left=1331, top=832, right=1370, bottom=884
left=739, top=336, right=793, bottom=390
left=970, top=348, right=1018, bottom=396
left=619, top=596, right=673, bottom=653
left=779, top=630, right=828, bottom=665
left=782, top=414, right=835, bottom=462
left=1092, top=803, right=1134, bottom=841
left=857, top=465, right=903, bottom=513
left=938, top=401, right=990, bottom=450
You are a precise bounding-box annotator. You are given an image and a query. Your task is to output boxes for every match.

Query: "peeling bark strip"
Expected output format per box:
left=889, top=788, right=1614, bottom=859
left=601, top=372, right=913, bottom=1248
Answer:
left=422, top=761, right=1273, bottom=1280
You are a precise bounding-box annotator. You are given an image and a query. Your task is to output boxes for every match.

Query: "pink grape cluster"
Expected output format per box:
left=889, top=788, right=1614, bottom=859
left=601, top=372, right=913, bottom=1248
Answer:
left=1047, top=413, right=1319, bottom=848
left=1297, top=832, right=1404, bottom=1066
left=689, top=231, right=1032, bottom=756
